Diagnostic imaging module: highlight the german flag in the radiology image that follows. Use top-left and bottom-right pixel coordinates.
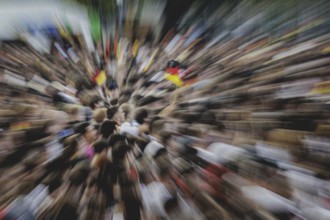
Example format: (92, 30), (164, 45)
(164, 65), (183, 87)
(92, 70), (107, 86)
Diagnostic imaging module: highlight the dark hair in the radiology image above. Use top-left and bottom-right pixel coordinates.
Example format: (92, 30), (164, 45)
(164, 197), (178, 214)
(69, 160), (90, 186)
(128, 75), (139, 85)
(154, 148), (167, 159)
(136, 96), (161, 106)
(93, 140), (108, 154)
(112, 142), (131, 163)
(159, 164), (171, 178)
(199, 111), (217, 125)
(132, 95), (143, 103)
(99, 120), (116, 139)
(89, 96), (101, 109)
(110, 99), (118, 106)
(120, 89), (133, 97)
(106, 106), (118, 119)
(46, 198), (78, 220)
(42, 171), (62, 193)
(182, 112), (202, 124)
(134, 108), (148, 124)
(118, 96), (130, 105)
(108, 134), (126, 148)
(74, 122), (90, 135)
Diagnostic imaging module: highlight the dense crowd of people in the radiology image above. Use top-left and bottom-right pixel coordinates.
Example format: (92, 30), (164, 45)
(2, 0), (330, 220)
(0, 77), (230, 219)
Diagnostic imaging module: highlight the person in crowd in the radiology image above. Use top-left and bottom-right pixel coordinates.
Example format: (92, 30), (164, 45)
(120, 107), (149, 137)
(46, 82), (78, 109)
(43, 111), (70, 162)
(89, 95), (103, 110)
(98, 120), (117, 141)
(107, 75), (119, 100)
(107, 106), (119, 120)
(118, 172), (142, 220)
(63, 105), (84, 127)
(73, 122), (97, 160)
(92, 107), (107, 126)
(143, 119), (167, 159)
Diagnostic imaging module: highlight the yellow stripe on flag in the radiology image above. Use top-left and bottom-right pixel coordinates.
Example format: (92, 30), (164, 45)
(164, 73), (183, 87)
(96, 70), (107, 86)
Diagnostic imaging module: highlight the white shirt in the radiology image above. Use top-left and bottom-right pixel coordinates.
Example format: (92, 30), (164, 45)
(142, 181), (169, 218)
(120, 121), (140, 137)
(144, 140), (165, 158)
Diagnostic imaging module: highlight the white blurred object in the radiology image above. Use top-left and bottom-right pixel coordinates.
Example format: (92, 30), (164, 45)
(22, 31), (51, 54)
(165, 34), (182, 54)
(303, 135), (330, 156)
(242, 185), (296, 213)
(31, 74), (50, 87)
(144, 140), (165, 159)
(149, 71), (165, 83)
(301, 206), (330, 220)
(23, 184), (49, 216)
(3, 70), (26, 87)
(194, 147), (220, 164)
(207, 142), (247, 163)
(273, 42), (316, 61)
(255, 142), (293, 162)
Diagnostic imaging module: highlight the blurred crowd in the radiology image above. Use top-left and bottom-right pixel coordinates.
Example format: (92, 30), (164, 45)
(2, 0), (330, 220)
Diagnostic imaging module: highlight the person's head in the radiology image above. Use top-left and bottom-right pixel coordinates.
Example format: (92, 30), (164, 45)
(134, 108), (148, 124)
(112, 142), (131, 163)
(108, 133), (126, 148)
(45, 111), (70, 134)
(69, 160), (91, 186)
(99, 120), (117, 139)
(118, 96), (130, 106)
(110, 98), (118, 106)
(128, 75), (139, 86)
(45, 84), (58, 96)
(120, 89), (133, 97)
(89, 96), (102, 110)
(93, 108), (107, 124)
(63, 105), (84, 121)
(42, 171), (63, 194)
(75, 122), (97, 144)
(119, 103), (132, 122)
(164, 197), (178, 216)
(107, 106), (118, 120)
(93, 140), (108, 154)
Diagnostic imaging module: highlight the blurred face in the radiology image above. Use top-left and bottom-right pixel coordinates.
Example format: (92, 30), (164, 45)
(84, 125), (97, 143)
(115, 108), (125, 123)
